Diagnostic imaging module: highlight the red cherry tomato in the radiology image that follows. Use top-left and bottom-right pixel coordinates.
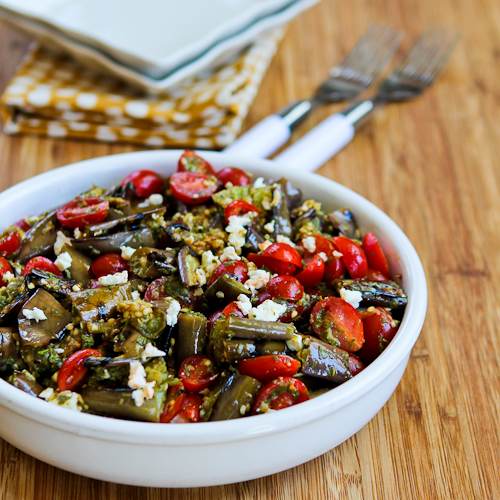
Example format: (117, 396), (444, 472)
(362, 233), (389, 277)
(56, 197), (109, 229)
(296, 254), (325, 288)
(177, 150), (215, 175)
(120, 169), (164, 198)
(0, 257), (13, 287)
(267, 275), (304, 302)
(217, 167), (251, 186)
(90, 253), (128, 278)
(248, 243), (302, 275)
(209, 260), (248, 285)
(252, 376), (309, 414)
(22, 256), (62, 277)
(348, 354), (365, 375)
(224, 200), (259, 221)
(0, 231), (21, 257)
(169, 172), (219, 205)
(366, 268), (388, 281)
(57, 348), (101, 391)
(179, 355), (218, 393)
(358, 307), (398, 362)
(332, 236), (368, 279)
(304, 235), (336, 256)
(324, 256), (345, 284)
(208, 302), (244, 329)
(160, 386), (202, 423)
(310, 296), (364, 352)
(239, 355), (300, 382)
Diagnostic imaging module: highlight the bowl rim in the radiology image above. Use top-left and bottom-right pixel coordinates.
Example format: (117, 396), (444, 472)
(0, 150), (427, 446)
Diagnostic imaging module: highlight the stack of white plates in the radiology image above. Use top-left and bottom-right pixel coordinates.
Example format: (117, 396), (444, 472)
(0, 0), (317, 93)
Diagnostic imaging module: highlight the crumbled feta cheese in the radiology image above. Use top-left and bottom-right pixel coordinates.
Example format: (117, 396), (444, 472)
(258, 240), (272, 251)
(138, 193), (164, 207)
(286, 333), (304, 352)
(318, 252), (328, 262)
(276, 235), (296, 247)
(333, 250), (343, 258)
(2, 271), (14, 282)
(220, 245), (241, 262)
(22, 307), (47, 322)
(74, 228), (82, 239)
(132, 382), (156, 407)
(98, 270), (128, 286)
(120, 245), (136, 260)
(201, 250), (220, 275)
(128, 360), (147, 389)
(244, 269), (271, 293)
(264, 220), (275, 233)
(166, 299), (181, 326)
(253, 177), (266, 188)
(54, 251), (72, 271)
(216, 291), (225, 299)
(141, 342), (166, 362)
(302, 236), (316, 253)
(271, 186), (282, 207)
(195, 268), (207, 286)
(39, 387), (55, 400)
(252, 299), (287, 322)
(131, 290), (141, 301)
(225, 214), (254, 250)
(40, 388), (84, 412)
(54, 230), (72, 255)
(339, 288), (363, 309)
(236, 294), (253, 316)
(239, 404), (248, 415)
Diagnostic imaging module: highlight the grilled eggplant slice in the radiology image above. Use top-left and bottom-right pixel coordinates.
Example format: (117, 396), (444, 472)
(18, 212), (57, 262)
(335, 279), (408, 309)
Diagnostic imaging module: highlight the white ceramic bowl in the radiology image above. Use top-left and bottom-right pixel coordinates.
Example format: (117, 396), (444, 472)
(0, 150), (427, 487)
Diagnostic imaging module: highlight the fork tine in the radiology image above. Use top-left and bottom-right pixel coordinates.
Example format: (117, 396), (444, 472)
(398, 29), (458, 86)
(332, 25), (401, 84)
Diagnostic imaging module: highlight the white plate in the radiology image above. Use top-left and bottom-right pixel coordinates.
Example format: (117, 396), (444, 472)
(0, 1), (314, 92)
(0, 150), (427, 487)
(0, 0), (315, 78)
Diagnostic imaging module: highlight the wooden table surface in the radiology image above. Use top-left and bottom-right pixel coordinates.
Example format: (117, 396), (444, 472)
(0, 1), (498, 499)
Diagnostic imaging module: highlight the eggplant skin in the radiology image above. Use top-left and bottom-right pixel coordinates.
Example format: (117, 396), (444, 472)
(335, 279), (408, 309)
(0, 327), (20, 372)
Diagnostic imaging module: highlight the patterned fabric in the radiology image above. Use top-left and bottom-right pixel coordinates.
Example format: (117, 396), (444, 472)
(0, 29), (282, 149)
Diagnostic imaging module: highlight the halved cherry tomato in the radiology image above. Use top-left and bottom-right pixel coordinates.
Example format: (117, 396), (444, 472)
(208, 302), (244, 329)
(0, 257), (13, 287)
(90, 253), (128, 278)
(358, 307), (398, 362)
(224, 200), (259, 221)
(310, 296), (364, 352)
(332, 236), (368, 279)
(239, 355), (300, 382)
(0, 231), (21, 257)
(252, 376), (309, 414)
(22, 256), (62, 277)
(323, 256), (345, 284)
(209, 260), (248, 285)
(296, 254), (325, 288)
(56, 197), (109, 229)
(248, 242), (302, 275)
(177, 150), (215, 175)
(120, 169), (164, 198)
(217, 167), (251, 186)
(160, 385), (202, 423)
(179, 355), (218, 392)
(303, 235), (336, 256)
(362, 233), (389, 277)
(366, 268), (388, 281)
(169, 171), (219, 205)
(348, 354), (365, 375)
(267, 275), (304, 302)
(57, 348), (101, 391)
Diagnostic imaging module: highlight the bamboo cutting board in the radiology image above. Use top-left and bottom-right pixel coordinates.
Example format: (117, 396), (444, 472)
(0, 0), (498, 498)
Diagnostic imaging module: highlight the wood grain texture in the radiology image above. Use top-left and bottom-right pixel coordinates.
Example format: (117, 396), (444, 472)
(0, 0), (498, 498)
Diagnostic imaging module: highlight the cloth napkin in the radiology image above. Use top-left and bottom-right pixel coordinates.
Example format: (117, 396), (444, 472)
(0, 29), (282, 149)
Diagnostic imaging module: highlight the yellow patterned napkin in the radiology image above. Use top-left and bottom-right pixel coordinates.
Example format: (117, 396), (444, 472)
(0, 29), (282, 149)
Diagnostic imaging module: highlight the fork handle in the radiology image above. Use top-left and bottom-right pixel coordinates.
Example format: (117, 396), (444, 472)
(274, 99), (377, 171)
(225, 100), (314, 158)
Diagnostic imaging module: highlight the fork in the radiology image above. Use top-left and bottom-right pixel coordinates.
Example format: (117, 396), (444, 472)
(226, 26), (401, 157)
(275, 29), (458, 170)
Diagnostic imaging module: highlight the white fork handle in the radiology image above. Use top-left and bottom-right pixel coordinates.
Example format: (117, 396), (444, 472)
(224, 115), (291, 158)
(274, 113), (355, 171)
